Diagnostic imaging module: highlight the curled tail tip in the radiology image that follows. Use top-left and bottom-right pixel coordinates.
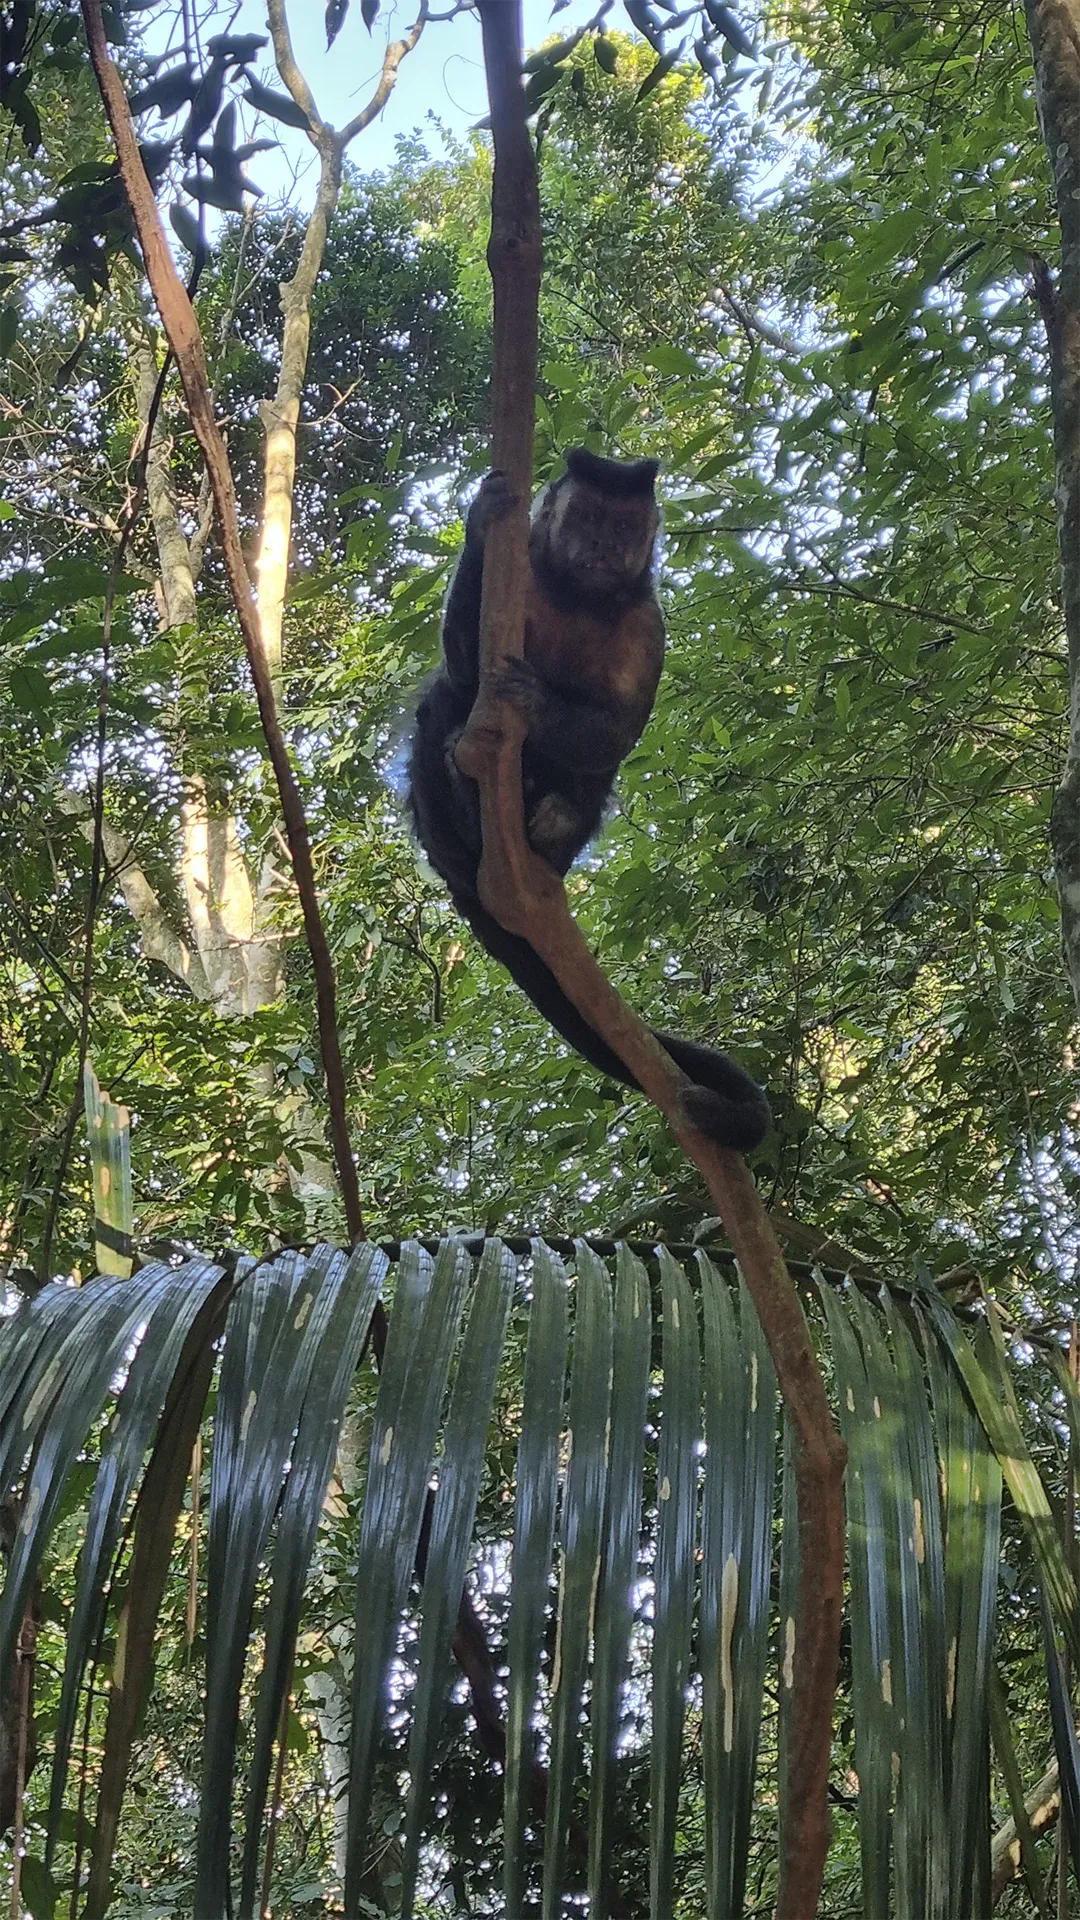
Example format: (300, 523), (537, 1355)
(678, 1083), (772, 1152)
(652, 1029), (771, 1152)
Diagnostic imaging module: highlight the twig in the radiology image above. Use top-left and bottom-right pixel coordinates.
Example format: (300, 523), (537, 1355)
(460, 7), (846, 1914)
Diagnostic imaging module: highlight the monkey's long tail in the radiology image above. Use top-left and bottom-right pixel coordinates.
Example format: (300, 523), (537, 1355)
(455, 893), (771, 1152)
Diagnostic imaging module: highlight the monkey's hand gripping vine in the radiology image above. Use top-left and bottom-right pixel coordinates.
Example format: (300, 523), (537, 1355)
(406, 449), (771, 1153)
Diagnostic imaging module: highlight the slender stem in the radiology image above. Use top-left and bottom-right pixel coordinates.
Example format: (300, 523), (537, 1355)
(80, 0), (364, 1243)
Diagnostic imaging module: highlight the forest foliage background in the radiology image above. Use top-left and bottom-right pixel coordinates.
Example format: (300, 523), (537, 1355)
(0, 0), (1076, 1910)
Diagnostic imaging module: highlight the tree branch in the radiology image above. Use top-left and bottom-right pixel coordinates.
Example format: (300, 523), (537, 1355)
(461, 9), (845, 1915)
(991, 1756), (1060, 1902)
(339, 1), (430, 145)
(80, 0), (363, 1243)
(254, 1), (426, 684)
(55, 791), (208, 997)
(1023, 0), (1080, 1012)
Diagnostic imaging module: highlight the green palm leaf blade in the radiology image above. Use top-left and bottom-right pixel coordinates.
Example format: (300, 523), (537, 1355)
(847, 1286), (932, 1920)
(1038, 1582), (1080, 1890)
(819, 1284), (892, 1920)
(197, 1247), (360, 1910)
(0, 1268), (173, 1673)
(698, 1254), (777, 1919)
(588, 1245), (651, 1919)
(83, 1058), (133, 1277)
(776, 1412), (799, 1880)
(0, 1276), (109, 1450)
(880, 1293), (950, 1918)
(699, 1248), (744, 1920)
(915, 1280), (1080, 1666)
(239, 1241), (385, 1919)
(344, 1238), (471, 1911)
(922, 1313), (1002, 1915)
(398, 1238), (516, 1920)
(651, 1250), (700, 1920)
(45, 1257), (227, 1868)
(987, 1664), (1050, 1915)
(83, 1283), (232, 1920)
(541, 1242), (613, 1920)
(504, 1239), (569, 1919)
(0, 1272), (141, 1493)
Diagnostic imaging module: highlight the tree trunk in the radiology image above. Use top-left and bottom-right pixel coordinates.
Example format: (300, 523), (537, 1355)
(1023, 0), (1080, 1009)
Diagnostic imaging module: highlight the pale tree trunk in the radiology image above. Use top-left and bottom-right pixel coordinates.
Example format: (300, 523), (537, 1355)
(62, 337), (343, 1230)
(1024, 0), (1080, 1011)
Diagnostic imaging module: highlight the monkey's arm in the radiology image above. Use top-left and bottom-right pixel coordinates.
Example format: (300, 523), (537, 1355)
(441, 472), (517, 692)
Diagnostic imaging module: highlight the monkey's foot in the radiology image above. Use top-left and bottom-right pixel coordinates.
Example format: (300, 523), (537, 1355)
(488, 654), (544, 723)
(526, 793), (581, 873)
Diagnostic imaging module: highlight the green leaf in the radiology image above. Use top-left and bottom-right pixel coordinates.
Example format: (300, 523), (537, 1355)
(344, 1240), (470, 1911)
(542, 1244), (612, 1917)
(703, 1), (755, 59)
(644, 343), (702, 378)
(45, 1260), (226, 1870)
(698, 1258), (777, 1915)
(523, 33), (581, 73)
(242, 79), (310, 131)
(588, 1247), (651, 1916)
(918, 1283), (1080, 1667)
(17, 1855), (57, 1918)
(169, 200), (204, 256)
(988, 1665), (1051, 1914)
(504, 1241), (569, 1918)
(820, 1285), (892, 1920)
(636, 41), (686, 103)
(83, 1282), (232, 1914)
(921, 1314), (1001, 1913)
(84, 1060), (132, 1277)
(198, 1250), (338, 1907)
(0, 1270), (178, 1672)
(10, 660), (50, 715)
(238, 1243), (385, 1916)
(651, 1250), (700, 1917)
(399, 1240), (515, 1920)
(0, 500), (14, 520)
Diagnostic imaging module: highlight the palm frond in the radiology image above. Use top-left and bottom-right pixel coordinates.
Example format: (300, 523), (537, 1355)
(0, 1237), (1072, 1917)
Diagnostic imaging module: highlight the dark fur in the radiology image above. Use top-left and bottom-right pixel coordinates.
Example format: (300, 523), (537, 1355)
(406, 452), (771, 1151)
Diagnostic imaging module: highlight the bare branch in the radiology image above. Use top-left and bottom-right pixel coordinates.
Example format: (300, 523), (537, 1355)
(715, 280), (798, 353)
(80, 0), (363, 1243)
(340, 1), (430, 146)
(265, 0), (328, 135)
(990, 1757), (1060, 1902)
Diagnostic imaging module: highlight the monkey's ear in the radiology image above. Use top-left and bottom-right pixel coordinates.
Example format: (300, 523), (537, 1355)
(565, 447), (660, 496)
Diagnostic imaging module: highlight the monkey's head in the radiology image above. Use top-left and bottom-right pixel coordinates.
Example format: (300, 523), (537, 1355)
(533, 447), (660, 596)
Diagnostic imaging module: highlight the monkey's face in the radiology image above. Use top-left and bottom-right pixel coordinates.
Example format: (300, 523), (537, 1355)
(542, 481), (658, 590)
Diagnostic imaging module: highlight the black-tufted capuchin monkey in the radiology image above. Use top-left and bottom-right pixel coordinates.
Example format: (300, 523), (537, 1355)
(406, 447), (771, 1151)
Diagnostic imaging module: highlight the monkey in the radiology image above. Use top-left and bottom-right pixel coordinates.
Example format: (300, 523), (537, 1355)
(406, 447), (771, 1152)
